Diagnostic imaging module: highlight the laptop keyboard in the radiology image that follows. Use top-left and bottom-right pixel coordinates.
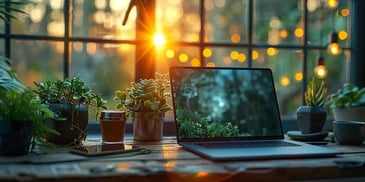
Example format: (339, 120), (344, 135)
(197, 140), (298, 149)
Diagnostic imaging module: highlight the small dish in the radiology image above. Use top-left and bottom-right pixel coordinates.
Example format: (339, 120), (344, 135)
(287, 130), (329, 142)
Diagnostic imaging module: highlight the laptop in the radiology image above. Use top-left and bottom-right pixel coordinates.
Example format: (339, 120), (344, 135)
(169, 66), (339, 161)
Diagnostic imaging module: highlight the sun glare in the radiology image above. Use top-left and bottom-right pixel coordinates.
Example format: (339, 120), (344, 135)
(153, 33), (166, 47)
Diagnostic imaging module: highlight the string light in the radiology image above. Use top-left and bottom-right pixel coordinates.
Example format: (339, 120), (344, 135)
(326, 0), (339, 9)
(314, 55), (328, 78)
(327, 31), (342, 55)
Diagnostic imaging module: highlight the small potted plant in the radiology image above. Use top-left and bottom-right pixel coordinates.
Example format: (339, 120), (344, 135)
(0, 89), (56, 156)
(328, 83), (365, 121)
(296, 77), (329, 134)
(33, 76), (107, 146)
(114, 73), (172, 141)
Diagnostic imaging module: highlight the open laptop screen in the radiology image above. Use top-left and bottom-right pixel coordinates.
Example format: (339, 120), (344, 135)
(170, 67), (284, 141)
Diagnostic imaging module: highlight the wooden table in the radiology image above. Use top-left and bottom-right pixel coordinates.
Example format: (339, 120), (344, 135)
(1, 136), (365, 182)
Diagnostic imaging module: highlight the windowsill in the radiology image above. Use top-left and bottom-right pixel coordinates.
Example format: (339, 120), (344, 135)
(88, 117), (335, 136)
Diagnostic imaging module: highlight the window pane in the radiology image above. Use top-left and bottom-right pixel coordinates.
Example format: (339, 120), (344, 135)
(203, 47), (248, 67)
(156, 0), (200, 42)
(252, 48), (302, 115)
(10, 40), (64, 86)
(205, 0), (249, 43)
(72, 0), (135, 40)
(70, 43), (135, 113)
(307, 0), (351, 48)
(307, 50), (348, 94)
(254, 0), (303, 45)
(11, 0), (65, 36)
(157, 46), (201, 73)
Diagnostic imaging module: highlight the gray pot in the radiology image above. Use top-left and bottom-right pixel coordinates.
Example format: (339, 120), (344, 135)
(297, 106), (327, 134)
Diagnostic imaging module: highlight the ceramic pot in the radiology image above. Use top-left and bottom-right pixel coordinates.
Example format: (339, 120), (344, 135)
(45, 104), (88, 145)
(297, 106), (327, 134)
(333, 120), (365, 145)
(0, 120), (33, 156)
(133, 112), (164, 141)
(100, 110), (127, 143)
(333, 107), (365, 122)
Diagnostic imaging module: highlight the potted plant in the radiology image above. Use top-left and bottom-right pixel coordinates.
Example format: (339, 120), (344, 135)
(33, 76), (107, 146)
(0, 89), (56, 156)
(296, 77), (329, 134)
(114, 73), (172, 141)
(328, 83), (365, 121)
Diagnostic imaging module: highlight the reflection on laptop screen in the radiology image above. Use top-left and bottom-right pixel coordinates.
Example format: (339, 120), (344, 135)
(170, 67), (283, 140)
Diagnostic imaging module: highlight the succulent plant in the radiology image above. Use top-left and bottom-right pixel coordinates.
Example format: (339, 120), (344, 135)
(304, 77), (328, 107)
(328, 83), (365, 108)
(114, 73), (172, 117)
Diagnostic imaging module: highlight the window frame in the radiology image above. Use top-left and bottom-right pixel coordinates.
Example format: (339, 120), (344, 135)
(1, 0), (363, 135)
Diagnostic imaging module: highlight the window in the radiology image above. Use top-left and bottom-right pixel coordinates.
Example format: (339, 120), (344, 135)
(0, 0), (354, 122)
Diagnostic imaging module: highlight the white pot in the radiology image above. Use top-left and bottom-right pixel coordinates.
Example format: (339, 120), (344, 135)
(333, 107), (365, 122)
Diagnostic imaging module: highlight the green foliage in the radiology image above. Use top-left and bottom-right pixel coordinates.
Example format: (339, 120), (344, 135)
(328, 83), (365, 108)
(114, 73), (172, 117)
(33, 76), (107, 118)
(0, 56), (27, 93)
(304, 77), (328, 107)
(0, 89), (58, 146)
(0, 1), (28, 23)
(176, 108), (239, 138)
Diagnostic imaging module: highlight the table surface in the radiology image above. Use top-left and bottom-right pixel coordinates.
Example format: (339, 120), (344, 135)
(1, 135), (365, 182)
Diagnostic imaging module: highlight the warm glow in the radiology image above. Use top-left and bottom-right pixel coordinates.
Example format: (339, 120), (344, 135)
(314, 65), (328, 78)
(164, 161), (176, 169)
(295, 72), (303, 81)
(95, 0), (107, 9)
(327, 0), (339, 9)
(230, 51), (239, 60)
(327, 43), (342, 55)
(55, 42), (63, 54)
(203, 48), (212, 58)
(231, 33), (241, 43)
(294, 28), (304, 38)
(196, 171), (209, 178)
(30, 4), (46, 23)
(179, 53), (188, 63)
(117, 163), (131, 171)
(280, 76), (290, 87)
(252, 50), (259, 60)
(338, 30), (348, 40)
(267, 47), (277, 56)
(206, 62), (216, 67)
(153, 33), (166, 47)
(223, 57), (232, 65)
(73, 42), (83, 52)
(165, 49), (175, 58)
(87, 43), (97, 55)
(280, 30), (288, 39)
(341, 8), (350, 17)
(237, 53), (246, 62)
(191, 58), (201, 67)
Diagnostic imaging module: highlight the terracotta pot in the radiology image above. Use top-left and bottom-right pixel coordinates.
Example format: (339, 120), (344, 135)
(296, 106), (327, 134)
(100, 110), (127, 143)
(133, 112), (164, 141)
(0, 120), (33, 156)
(45, 104), (88, 146)
(333, 107), (365, 122)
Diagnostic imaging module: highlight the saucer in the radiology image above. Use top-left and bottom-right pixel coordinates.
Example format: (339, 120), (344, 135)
(287, 130), (329, 142)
